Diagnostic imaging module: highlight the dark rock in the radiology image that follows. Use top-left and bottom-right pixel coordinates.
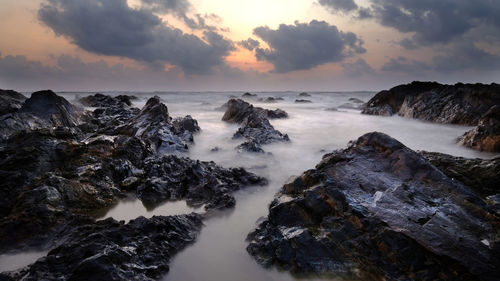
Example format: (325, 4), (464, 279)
(338, 102), (364, 110)
(247, 132), (498, 280)
(242, 92), (257, 97)
(348, 97), (364, 103)
(20, 90), (80, 127)
(258, 97), (283, 103)
(420, 151), (500, 198)
(222, 99), (288, 123)
(458, 105), (500, 152)
(4, 215), (203, 281)
(236, 141), (265, 153)
(362, 81), (500, 125)
(325, 107), (338, 111)
(233, 114), (289, 145)
(210, 146), (221, 152)
(116, 96), (198, 153)
(0, 90), (26, 115)
(136, 155), (267, 209)
(295, 99), (312, 103)
(299, 92), (311, 97)
(79, 93), (134, 108)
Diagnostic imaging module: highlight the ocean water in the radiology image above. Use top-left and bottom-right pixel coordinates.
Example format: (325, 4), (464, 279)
(1, 91), (497, 278)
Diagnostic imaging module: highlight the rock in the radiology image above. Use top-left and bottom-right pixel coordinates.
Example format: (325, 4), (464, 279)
(0, 91), (80, 140)
(236, 141), (265, 153)
(348, 97), (364, 103)
(247, 132), (499, 280)
(258, 97), (280, 103)
(79, 93), (135, 108)
(136, 155), (267, 209)
(299, 92), (311, 97)
(458, 105), (500, 152)
(242, 92), (257, 97)
(20, 90), (80, 127)
(4, 215), (203, 281)
(295, 99), (312, 103)
(362, 81), (500, 125)
(420, 151), (500, 198)
(221, 99), (289, 152)
(116, 96), (198, 153)
(221, 99), (288, 123)
(0, 90), (26, 115)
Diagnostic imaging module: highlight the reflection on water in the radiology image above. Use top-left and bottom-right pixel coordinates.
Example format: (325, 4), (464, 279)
(94, 195), (205, 222)
(0, 251), (47, 272)
(54, 91), (498, 281)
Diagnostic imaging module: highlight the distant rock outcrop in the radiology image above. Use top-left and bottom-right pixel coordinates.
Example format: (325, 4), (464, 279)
(362, 81), (500, 152)
(222, 99), (289, 153)
(247, 132), (499, 281)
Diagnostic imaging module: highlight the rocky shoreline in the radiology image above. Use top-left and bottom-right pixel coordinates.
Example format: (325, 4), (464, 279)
(362, 82), (500, 152)
(0, 90), (268, 280)
(0, 88), (498, 280)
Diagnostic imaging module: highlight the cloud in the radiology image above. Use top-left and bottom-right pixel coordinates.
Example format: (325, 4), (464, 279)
(141, 0), (190, 15)
(238, 38), (260, 51)
(318, 0), (358, 13)
(252, 20), (365, 73)
(342, 58), (375, 77)
(433, 43), (500, 72)
(369, 0), (500, 47)
(38, 0), (234, 74)
(381, 56), (430, 74)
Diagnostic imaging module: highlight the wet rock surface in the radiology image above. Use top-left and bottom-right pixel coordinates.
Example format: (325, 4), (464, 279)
(294, 99), (312, 103)
(362, 81), (500, 125)
(0, 90), (26, 115)
(247, 132), (499, 280)
(1, 214), (203, 281)
(222, 99), (289, 153)
(420, 151), (499, 198)
(0, 90), (269, 279)
(458, 105), (500, 152)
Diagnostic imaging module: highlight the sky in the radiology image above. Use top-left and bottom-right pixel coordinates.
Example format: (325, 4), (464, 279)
(0, 0), (499, 91)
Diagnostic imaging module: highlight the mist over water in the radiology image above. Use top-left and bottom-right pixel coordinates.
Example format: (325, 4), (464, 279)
(1, 91), (496, 277)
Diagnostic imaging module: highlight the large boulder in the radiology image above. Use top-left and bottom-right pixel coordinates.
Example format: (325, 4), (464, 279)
(2, 214), (203, 281)
(79, 93), (135, 108)
(222, 99), (288, 123)
(458, 105), (500, 152)
(0, 90), (26, 115)
(247, 132), (499, 280)
(362, 82), (500, 125)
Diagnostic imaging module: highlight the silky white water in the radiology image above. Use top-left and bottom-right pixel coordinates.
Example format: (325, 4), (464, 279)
(1, 91), (496, 277)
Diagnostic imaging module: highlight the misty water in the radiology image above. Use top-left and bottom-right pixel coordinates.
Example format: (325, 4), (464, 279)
(1, 91), (497, 278)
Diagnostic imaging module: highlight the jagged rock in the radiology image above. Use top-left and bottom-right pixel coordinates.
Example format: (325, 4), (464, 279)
(2, 215), (203, 281)
(420, 151), (500, 198)
(79, 93), (135, 108)
(0, 90), (26, 115)
(299, 92), (311, 97)
(362, 81), (500, 125)
(0, 90), (80, 140)
(236, 141), (265, 153)
(247, 132), (499, 281)
(222, 99), (288, 123)
(458, 105), (500, 152)
(295, 99), (312, 103)
(136, 155), (267, 209)
(116, 96), (199, 153)
(233, 114), (289, 145)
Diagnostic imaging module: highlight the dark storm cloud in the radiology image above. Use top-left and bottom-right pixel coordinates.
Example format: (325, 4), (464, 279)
(318, 0), (358, 13)
(381, 43), (500, 74)
(38, 0), (234, 74)
(253, 20), (365, 73)
(238, 38), (260, 51)
(369, 0), (500, 47)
